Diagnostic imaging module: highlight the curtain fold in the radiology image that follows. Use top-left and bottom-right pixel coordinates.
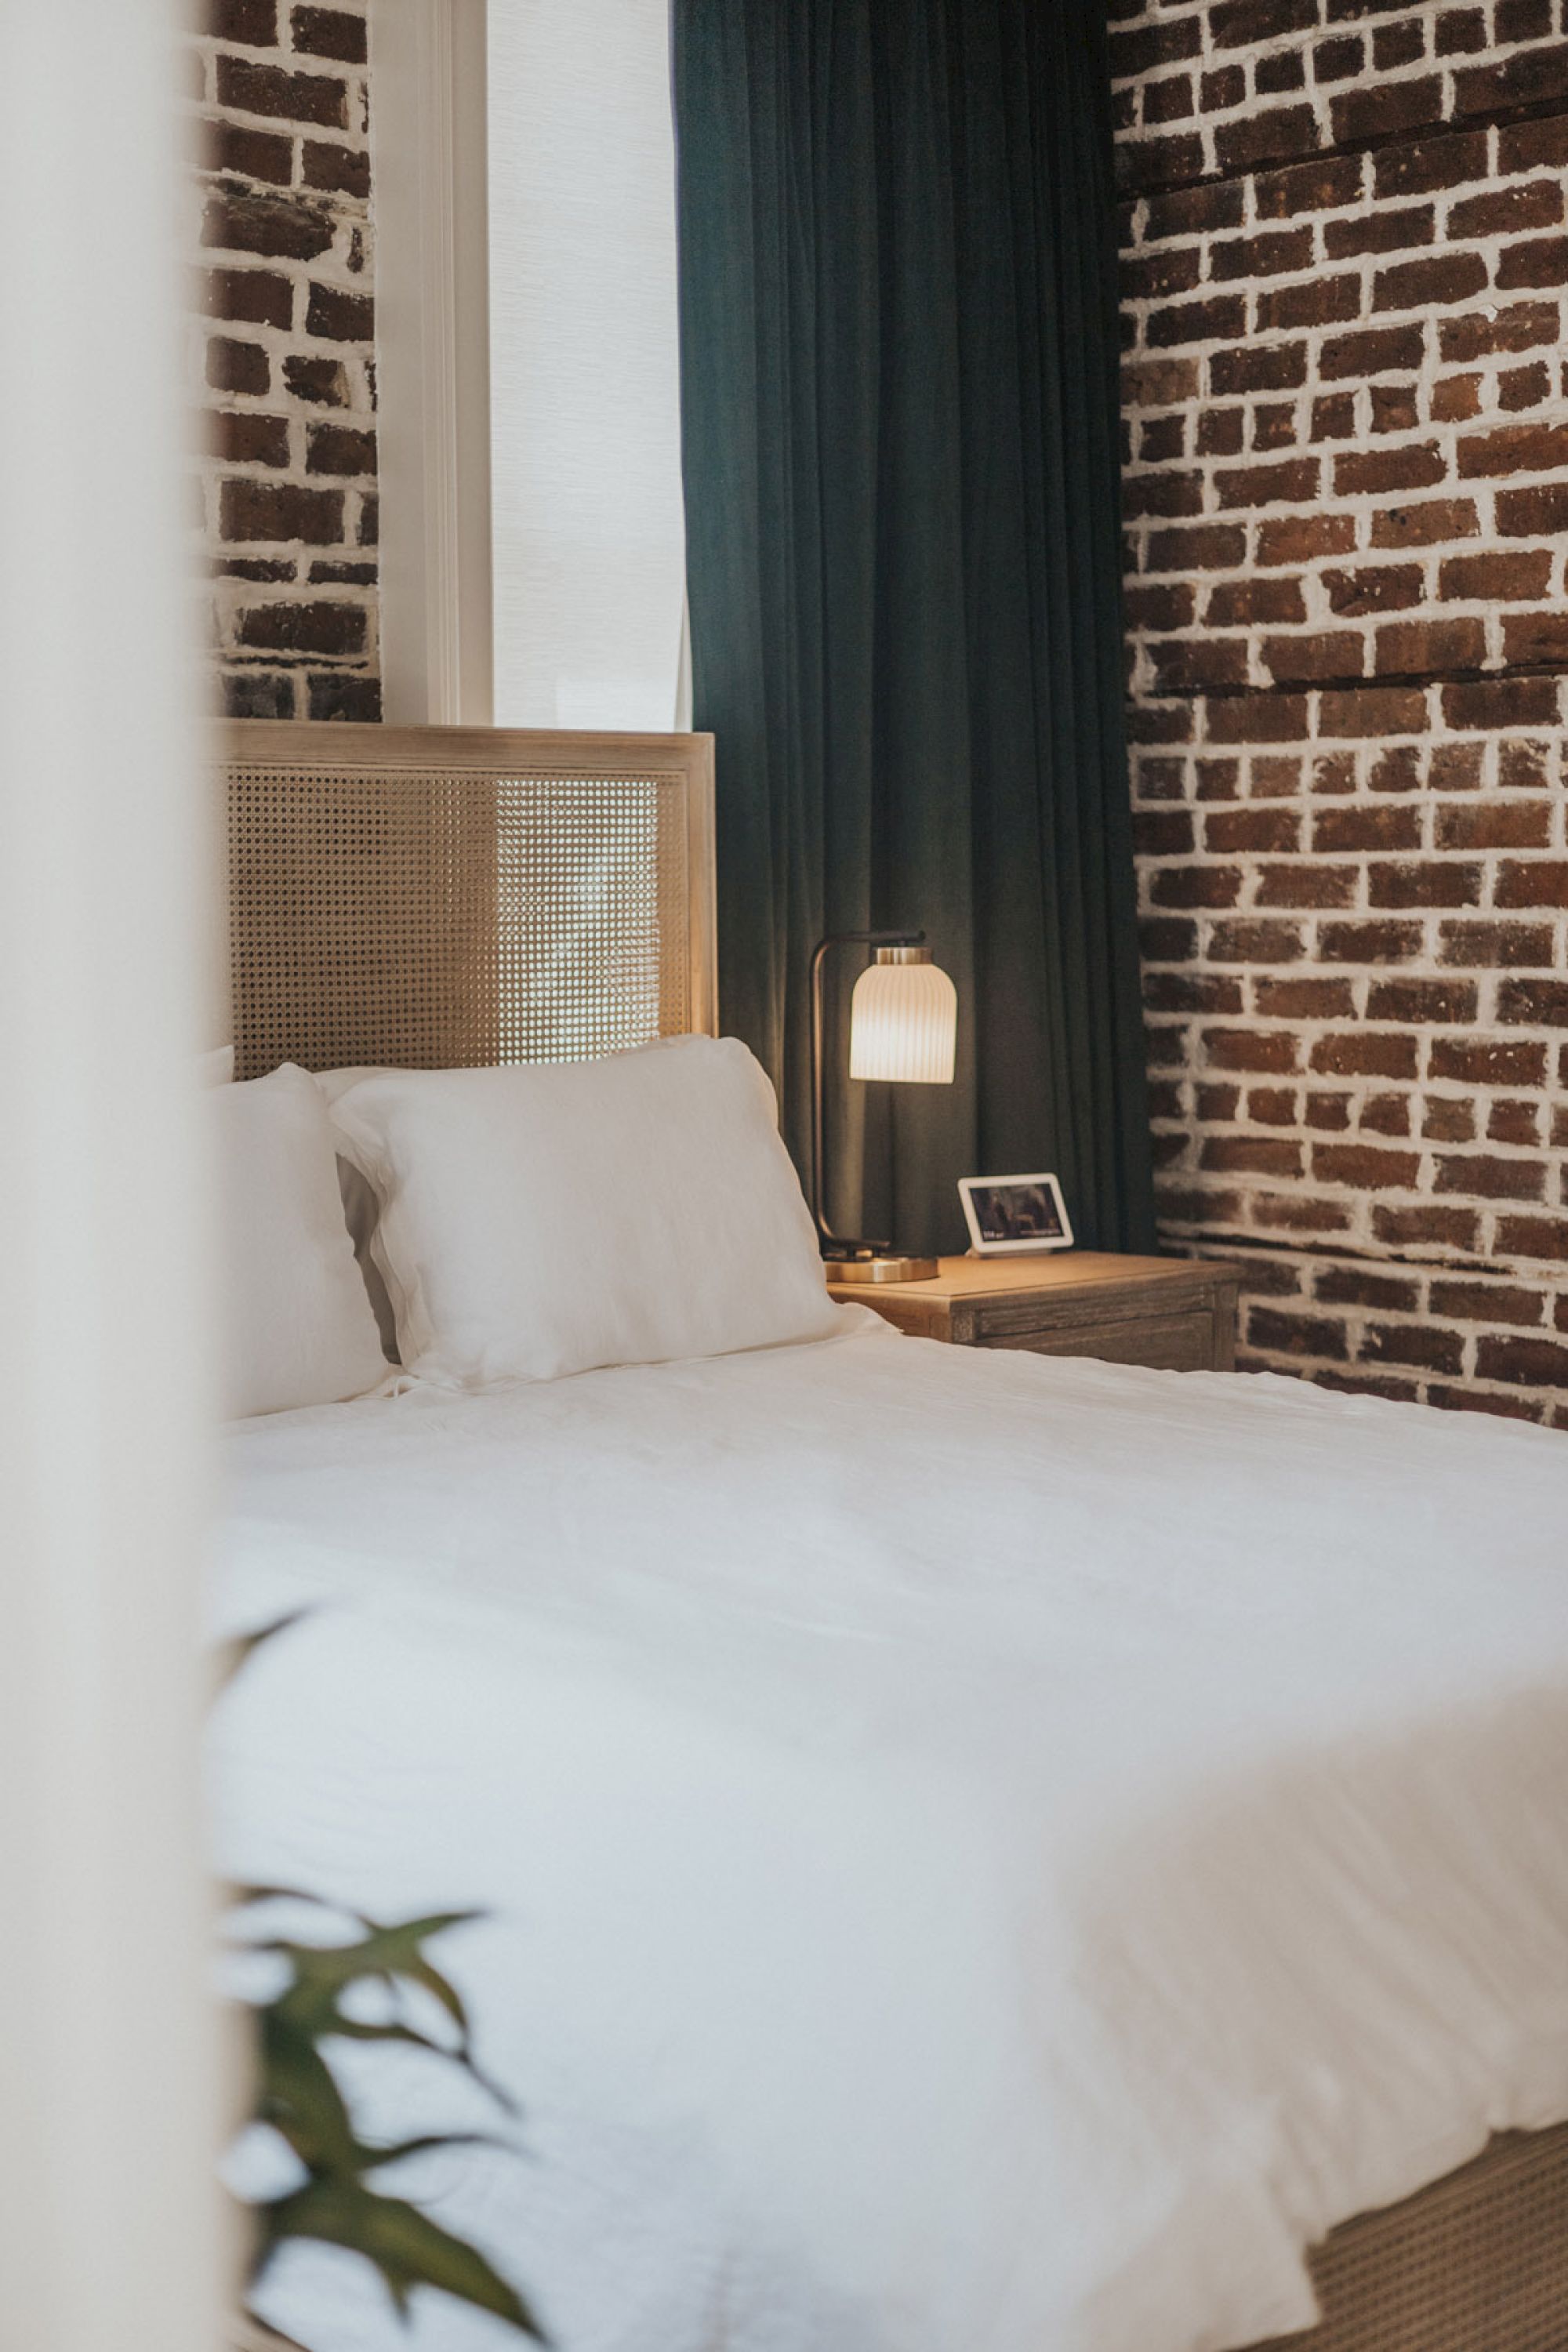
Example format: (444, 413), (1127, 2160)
(673, 0), (1153, 1258)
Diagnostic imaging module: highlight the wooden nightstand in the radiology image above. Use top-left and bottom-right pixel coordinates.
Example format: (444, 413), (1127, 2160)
(826, 1253), (1242, 1374)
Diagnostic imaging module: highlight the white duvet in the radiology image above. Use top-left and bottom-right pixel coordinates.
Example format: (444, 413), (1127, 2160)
(214, 1323), (1568, 2352)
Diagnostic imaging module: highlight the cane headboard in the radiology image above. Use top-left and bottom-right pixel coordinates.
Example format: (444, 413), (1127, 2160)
(222, 721), (717, 1080)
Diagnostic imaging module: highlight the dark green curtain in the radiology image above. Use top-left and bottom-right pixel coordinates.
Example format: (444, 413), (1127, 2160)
(673, 0), (1153, 1259)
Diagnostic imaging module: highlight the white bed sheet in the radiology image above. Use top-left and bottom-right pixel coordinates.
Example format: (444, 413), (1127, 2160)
(213, 1323), (1568, 2352)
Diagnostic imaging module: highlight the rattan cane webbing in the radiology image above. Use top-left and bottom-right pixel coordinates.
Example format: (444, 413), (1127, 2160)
(1247, 2123), (1568, 2352)
(224, 724), (716, 1080)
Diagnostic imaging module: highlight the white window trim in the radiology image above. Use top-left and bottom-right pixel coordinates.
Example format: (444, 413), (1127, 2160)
(371, 0), (495, 725)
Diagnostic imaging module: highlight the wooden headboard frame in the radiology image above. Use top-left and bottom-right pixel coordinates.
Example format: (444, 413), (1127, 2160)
(222, 720), (717, 1079)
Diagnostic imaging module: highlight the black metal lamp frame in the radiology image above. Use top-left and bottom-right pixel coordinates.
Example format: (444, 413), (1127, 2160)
(808, 927), (924, 1259)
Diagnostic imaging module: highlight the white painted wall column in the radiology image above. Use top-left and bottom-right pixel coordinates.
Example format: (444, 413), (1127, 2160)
(0, 5), (220, 2347)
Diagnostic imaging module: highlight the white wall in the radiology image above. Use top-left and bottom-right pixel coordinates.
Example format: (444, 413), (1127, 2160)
(0, 5), (220, 2346)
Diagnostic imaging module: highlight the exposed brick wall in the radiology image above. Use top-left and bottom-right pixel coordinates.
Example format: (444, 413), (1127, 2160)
(191, 0), (380, 721)
(1112, 0), (1568, 1425)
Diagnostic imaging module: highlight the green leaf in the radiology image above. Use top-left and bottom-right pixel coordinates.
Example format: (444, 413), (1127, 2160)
(257, 2175), (544, 2339)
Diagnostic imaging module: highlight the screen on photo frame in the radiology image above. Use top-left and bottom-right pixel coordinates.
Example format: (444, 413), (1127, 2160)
(969, 1183), (1065, 1245)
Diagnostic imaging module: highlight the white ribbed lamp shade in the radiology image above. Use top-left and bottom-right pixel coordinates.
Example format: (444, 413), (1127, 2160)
(848, 948), (958, 1084)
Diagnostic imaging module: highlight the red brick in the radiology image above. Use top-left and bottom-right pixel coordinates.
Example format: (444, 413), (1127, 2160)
(1109, 16), (1203, 75)
(205, 336), (270, 395)
(1456, 421), (1568, 477)
(1362, 1321), (1465, 1374)
(1319, 687), (1428, 737)
(1439, 919), (1555, 967)
(1203, 807), (1303, 854)
(1496, 860), (1568, 907)
(300, 140), (371, 200)
(1424, 1096), (1477, 1141)
(1314, 1142), (1421, 1188)
(1319, 325), (1428, 384)
(1196, 408), (1247, 456)
(1262, 632), (1363, 683)
(1376, 618), (1486, 673)
(1126, 583), (1196, 631)
(1319, 919), (1425, 961)
(1203, 695), (1312, 744)
(1147, 295), (1249, 349)
(291, 5), (368, 64)
(1497, 1216), (1568, 1260)
(1324, 205), (1435, 260)
(1487, 1099), (1542, 1146)
(1475, 1334), (1568, 1389)
(306, 282), (373, 341)
(1305, 1091), (1355, 1131)
(1125, 470), (1206, 520)
(1373, 252), (1489, 312)
(1145, 972), (1246, 1014)
(1214, 457), (1321, 509)
(215, 53), (348, 127)
(1436, 9), (1488, 56)
(1205, 578), (1306, 626)
(1207, 920), (1306, 963)
(236, 600), (368, 655)
(1497, 360), (1552, 412)
(1312, 805), (1421, 853)
(1502, 611), (1568, 663)
(1215, 105), (1323, 175)
(1255, 863), (1359, 907)
(1498, 978), (1568, 1024)
(1373, 130), (1489, 199)
(1145, 524), (1249, 572)
(201, 190), (333, 263)
(1210, 345), (1312, 401)
(1369, 859), (1481, 907)
(1252, 1192), (1358, 1236)
(209, 410), (289, 466)
(1311, 1032), (1420, 1080)
(1150, 865), (1244, 908)
(1367, 978), (1477, 1022)
(1332, 75), (1442, 144)
(1449, 180), (1565, 239)
(1443, 677), (1561, 729)
(1436, 801), (1553, 850)
(1370, 499), (1479, 548)
(205, 122), (293, 184)
(1431, 1036), (1548, 1086)
(1495, 481), (1568, 535)
(218, 477), (344, 545)
(198, 265), (293, 330)
(1322, 564), (1423, 615)
(1123, 356), (1202, 406)
(305, 423), (376, 476)
(1203, 1027), (1303, 1073)
(1439, 299), (1560, 361)
(1498, 115), (1568, 170)
(1334, 443), (1447, 496)
(1200, 1135), (1305, 1175)
(1434, 1153), (1546, 1200)
(207, 0), (276, 38)
(1374, 1203), (1479, 1250)
(1317, 1266), (1421, 1311)
(1248, 1308), (1351, 1359)
(1258, 978), (1358, 1018)
(1429, 373), (1482, 421)
(1437, 548), (1552, 599)
(1258, 514), (1359, 564)
(1209, 230), (1316, 282)
(1452, 45), (1568, 122)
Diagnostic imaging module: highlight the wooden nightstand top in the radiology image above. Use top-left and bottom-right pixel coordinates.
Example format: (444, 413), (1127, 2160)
(826, 1252), (1243, 1372)
(826, 1251), (1238, 1308)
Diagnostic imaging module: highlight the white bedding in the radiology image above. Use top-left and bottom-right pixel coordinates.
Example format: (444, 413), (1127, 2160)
(214, 1324), (1568, 2352)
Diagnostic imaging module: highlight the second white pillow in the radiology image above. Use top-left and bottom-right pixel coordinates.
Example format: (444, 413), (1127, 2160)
(328, 1037), (852, 1385)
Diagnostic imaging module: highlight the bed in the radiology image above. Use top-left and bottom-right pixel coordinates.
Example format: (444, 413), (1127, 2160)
(214, 722), (1568, 2352)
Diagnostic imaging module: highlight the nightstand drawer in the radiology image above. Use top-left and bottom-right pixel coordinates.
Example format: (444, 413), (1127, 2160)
(979, 1308), (1218, 1374)
(826, 1252), (1242, 1374)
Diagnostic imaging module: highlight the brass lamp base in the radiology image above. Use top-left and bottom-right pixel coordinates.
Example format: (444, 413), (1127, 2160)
(825, 1251), (938, 1284)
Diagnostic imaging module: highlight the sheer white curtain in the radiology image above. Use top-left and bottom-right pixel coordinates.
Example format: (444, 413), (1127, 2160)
(0, 6), (220, 2347)
(487, 0), (688, 730)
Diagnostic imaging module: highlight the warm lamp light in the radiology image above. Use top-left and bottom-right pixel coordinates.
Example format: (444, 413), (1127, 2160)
(809, 929), (958, 1284)
(849, 947), (958, 1085)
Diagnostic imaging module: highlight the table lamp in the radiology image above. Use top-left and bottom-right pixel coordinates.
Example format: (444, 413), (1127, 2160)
(809, 928), (958, 1283)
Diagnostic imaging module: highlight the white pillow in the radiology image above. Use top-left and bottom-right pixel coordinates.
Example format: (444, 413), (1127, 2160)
(327, 1036), (851, 1385)
(214, 1063), (389, 1418)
